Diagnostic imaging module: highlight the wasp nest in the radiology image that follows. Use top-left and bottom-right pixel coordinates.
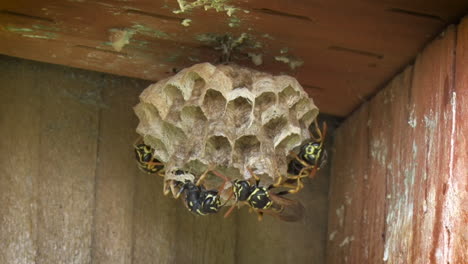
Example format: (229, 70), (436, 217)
(134, 63), (318, 189)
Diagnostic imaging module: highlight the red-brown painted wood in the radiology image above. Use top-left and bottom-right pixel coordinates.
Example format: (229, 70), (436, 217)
(448, 16), (468, 264)
(328, 18), (467, 263)
(0, 0), (467, 116)
(327, 104), (369, 263)
(408, 25), (456, 264)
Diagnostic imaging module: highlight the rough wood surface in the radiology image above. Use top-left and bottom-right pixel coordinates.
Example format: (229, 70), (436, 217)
(35, 57), (100, 264)
(236, 172), (329, 264)
(407, 25), (456, 264)
(326, 104), (369, 264)
(327, 19), (467, 263)
(0, 0), (467, 116)
(0, 56), (40, 264)
(449, 16), (468, 264)
(92, 77), (149, 264)
(0, 54), (330, 264)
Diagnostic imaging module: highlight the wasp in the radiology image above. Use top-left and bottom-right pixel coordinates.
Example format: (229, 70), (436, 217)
(166, 168), (229, 216)
(285, 119), (327, 193)
(133, 138), (165, 175)
(220, 168), (304, 222)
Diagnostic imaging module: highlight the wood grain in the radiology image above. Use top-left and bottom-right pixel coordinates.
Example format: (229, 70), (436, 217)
(0, 0), (467, 116)
(447, 16), (468, 264)
(0, 57), (40, 264)
(92, 76), (150, 264)
(34, 61), (100, 263)
(326, 104), (369, 264)
(327, 19), (467, 263)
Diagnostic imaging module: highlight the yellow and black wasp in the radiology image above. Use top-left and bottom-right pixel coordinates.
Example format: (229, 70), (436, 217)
(166, 167), (230, 216)
(219, 168), (304, 222)
(133, 138), (165, 175)
(285, 119), (327, 193)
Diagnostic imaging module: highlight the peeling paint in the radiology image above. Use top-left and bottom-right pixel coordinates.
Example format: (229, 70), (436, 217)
(280, 47), (289, 54)
(329, 230), (338, 241)
(424, 111), (437, 129)
(345, 194), (352, 205)
(248, 53), (263, 66)
(339, 236), (354, 247)
(130, 40), (150, 48)
(384, 148), (415, 263)
(275, 55), (304, 70)
(23, 34), (57, 39)
(370, 138), (388, 166)
(173, 0), (240, 17)
(262, 33), (274, 40)
(336, 205), (344, 227)
(109, 29), (134, 52)
(195, 32), (260, 52)
(32, 24), (60, 32)
(131, 24), (171, 39)
(6, 25), (58, 40)
(6, 27), (33, 32)
(408, 105), (417, 128)
(228, 16), (241, 27)
(181, 18), (192, 27)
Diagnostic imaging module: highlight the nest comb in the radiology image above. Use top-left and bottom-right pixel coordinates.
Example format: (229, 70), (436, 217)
(134, 63), (318, 189)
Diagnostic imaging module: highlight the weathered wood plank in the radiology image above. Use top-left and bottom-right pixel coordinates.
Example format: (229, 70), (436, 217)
(172, 205), (237, 264)
(328, 22), (461, 263)
(381, 67), (414, 264)
(326, 104), (369, 264)
(1, 0), (467, 116)
(0, 56), (40, 264)
(446, 16), (468, 264)
(407, 25), (456, 264)
(91, 77), (149, 264)
(34, 65), (100, 263)
(131, 166), (180, 264)
(132, 171), (237, 264)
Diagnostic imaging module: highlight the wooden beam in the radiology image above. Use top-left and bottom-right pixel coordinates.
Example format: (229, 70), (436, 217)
(1, 0), (466, 116)
(328, 18), (467, 263)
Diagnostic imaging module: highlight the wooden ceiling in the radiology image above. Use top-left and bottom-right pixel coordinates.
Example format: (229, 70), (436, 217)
(1, 0), (467, 116)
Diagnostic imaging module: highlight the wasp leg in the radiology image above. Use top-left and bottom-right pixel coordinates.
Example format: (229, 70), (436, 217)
(147, 160), (163, 167)
(163, 180), (171, 196)
(309, 119), (327, 142)
(257, 211), (263, 221)
(223, 200), (238, 218)
(268, 172), (298, 192)
(289, 151), (310, 169)
(286, 152), (310, 193)
(172, 181), (186, 199)
(146, 161), (164, 172)
(195, 168), (211, 186)
(157, 169), (165, 178)
(274, 178), (304, 194)
(246, 167), (261, 186)
(307, 166), (319, 179)
(210, 170), (230, 193)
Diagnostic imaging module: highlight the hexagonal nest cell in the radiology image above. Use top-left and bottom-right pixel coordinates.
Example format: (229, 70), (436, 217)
(134, 62), (318, 187)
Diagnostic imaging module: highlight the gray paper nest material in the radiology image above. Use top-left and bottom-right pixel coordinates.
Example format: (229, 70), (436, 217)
(134, 62), (318, 188)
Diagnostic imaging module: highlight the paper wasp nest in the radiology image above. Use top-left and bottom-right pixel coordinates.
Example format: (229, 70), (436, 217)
(134, 63), (318, 188)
